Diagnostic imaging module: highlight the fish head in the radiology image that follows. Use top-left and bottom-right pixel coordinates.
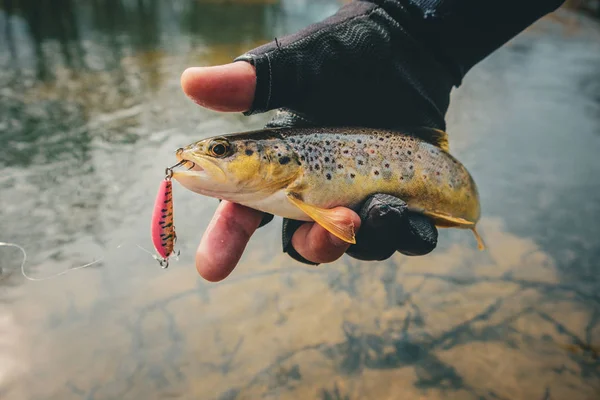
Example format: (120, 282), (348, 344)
(171, 134), (301, 201)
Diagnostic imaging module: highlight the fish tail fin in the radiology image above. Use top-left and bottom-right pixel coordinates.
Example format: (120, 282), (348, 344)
(471, 226), (486, 250)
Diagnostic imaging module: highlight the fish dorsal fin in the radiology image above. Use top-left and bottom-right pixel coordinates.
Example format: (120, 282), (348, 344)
(406, 127), (450, 152)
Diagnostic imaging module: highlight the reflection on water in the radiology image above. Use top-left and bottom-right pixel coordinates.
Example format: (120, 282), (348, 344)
(1, 1), (600, 399)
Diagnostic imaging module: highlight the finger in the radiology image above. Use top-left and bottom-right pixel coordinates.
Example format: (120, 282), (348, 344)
(195, 201), (263, 282)
(180, 62), (256, 112)
(290, 208), (361, 264)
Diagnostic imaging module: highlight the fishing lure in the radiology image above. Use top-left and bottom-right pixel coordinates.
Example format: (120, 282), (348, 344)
(151, 164), (181, 268)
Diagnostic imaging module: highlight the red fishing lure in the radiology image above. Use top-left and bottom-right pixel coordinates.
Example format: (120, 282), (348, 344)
(151, 167), (179, 268)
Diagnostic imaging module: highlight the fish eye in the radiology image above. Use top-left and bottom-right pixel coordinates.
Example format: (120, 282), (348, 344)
(208, 139), (230, 158)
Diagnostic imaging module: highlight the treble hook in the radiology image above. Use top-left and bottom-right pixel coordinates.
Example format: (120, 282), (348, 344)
(165, 160), (186, 179)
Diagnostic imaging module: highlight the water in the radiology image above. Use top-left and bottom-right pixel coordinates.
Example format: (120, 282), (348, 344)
(0, 1), (599, 399)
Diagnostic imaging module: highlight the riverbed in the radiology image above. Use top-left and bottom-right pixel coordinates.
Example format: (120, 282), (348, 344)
(1, 1), (599, 399)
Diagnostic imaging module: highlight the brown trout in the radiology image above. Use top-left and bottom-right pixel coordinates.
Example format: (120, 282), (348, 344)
(171, 127), (484, 249)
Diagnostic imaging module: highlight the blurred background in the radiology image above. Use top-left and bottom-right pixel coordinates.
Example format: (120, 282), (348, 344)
(0, 1), (599, 399)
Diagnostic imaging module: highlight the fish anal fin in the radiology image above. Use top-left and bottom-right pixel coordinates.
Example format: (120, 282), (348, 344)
(423, 211), (473, 228)
(406, 127), (450, 152)
(423, 210), (485, 250)
(286, 192), (356, 244)
(471, 226), (486, 251)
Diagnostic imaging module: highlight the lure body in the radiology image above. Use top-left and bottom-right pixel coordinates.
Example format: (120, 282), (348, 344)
(151, 178), (177, 266)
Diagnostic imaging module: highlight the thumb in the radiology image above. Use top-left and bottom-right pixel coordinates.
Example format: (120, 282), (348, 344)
(180, 62), (256, 112)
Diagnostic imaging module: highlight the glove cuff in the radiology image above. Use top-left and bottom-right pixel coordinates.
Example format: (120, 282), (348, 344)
(234, 53), (271, 116)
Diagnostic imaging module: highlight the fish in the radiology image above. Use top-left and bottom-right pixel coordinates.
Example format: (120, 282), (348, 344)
(171, 126), (485, 249)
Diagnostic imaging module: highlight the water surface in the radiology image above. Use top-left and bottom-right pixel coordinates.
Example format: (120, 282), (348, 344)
(1, 1), (600, 399)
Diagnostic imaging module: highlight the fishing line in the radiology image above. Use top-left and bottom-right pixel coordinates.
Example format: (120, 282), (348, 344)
(0, 241), (176, 282)
(1, 162), (188, 282)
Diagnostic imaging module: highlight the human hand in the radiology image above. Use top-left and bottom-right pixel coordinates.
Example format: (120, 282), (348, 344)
(181, 62), (363, 281)
(180, 0), (567, 281)
(181, 1), (461, 280)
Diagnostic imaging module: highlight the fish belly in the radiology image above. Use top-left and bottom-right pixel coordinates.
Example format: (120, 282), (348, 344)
(238, 189), (312, 221)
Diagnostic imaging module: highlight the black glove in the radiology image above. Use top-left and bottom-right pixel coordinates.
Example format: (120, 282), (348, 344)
(234, 0), (565, 264)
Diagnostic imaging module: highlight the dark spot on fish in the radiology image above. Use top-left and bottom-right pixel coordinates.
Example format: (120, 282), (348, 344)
(290, 138), (296, 143)
(379, 137), (384, 141)
(400, 176), (404, 180)
(374, 170), (380, 176)
(357, 139), (362, 144)
(407, 150), (412, 155)
(325, 140), (330, 145)
(274, 146), (279, 149)
(279, 156), (291, 165)
(300, 156), (305, 161)
(385, 163), (390, 168)
(386, 134), (392, 138)
(436, 171), (440, 176)
(326, 173), (332, 180)
(245, 149), (254, 156)
(324, 157), (329, 162)
(409, 165), (413, 170)
(315, 164), (320, 170)
(337, 164), (343, 169)
(358, 160), (364, 165)
(395, 151), (399, 155)
(309, 157), (313, 162)
(343, 150), (349, 154)
(401, 138), (406, 142)
(308, 146), (313, 152)
(350, 173), (356, 178)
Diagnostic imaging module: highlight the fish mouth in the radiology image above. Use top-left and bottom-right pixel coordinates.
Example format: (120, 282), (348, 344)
(173, 148), (206, 176)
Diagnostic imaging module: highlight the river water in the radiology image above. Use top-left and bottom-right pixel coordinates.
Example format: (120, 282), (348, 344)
(0, 1), (599, 399)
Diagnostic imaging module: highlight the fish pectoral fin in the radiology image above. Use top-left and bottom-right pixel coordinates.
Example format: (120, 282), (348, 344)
(286, 192), (356, 244)
(423, 211), (485, 251)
